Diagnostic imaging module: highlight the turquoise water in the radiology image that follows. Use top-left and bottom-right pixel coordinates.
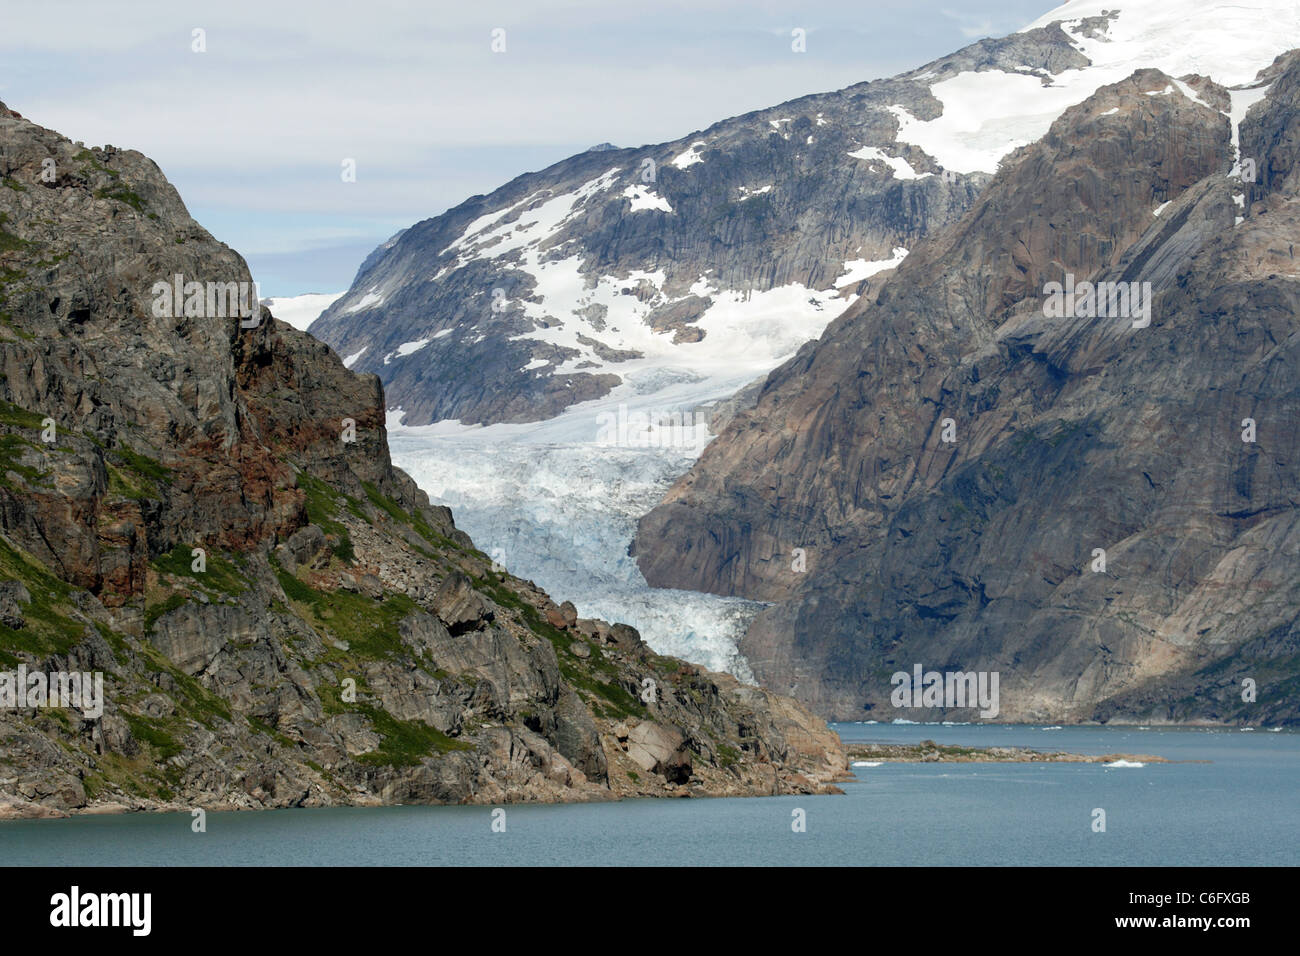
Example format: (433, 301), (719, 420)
(2, 723), (1295, 866)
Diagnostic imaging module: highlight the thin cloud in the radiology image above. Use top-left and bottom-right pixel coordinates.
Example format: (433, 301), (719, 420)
(0, 0), (1055, 293)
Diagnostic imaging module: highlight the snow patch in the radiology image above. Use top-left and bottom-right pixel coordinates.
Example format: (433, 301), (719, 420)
(345, 290), (384, 314)
(622, 185), (673, 213)
(394, 338), (432, 358)
(848, 145), (931, 180)
(670, 142), (706, 169)
(835, 247), (909, 287)
(441, 168), (622, 262)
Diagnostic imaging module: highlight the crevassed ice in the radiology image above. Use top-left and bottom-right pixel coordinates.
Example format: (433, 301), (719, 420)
(389, 427), (762, 680)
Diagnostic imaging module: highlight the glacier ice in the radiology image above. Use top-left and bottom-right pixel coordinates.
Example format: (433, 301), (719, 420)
(389, 426), (762, 681)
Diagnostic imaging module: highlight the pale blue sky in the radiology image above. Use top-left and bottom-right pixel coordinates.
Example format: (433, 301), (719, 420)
(1, 0), (1055, 295)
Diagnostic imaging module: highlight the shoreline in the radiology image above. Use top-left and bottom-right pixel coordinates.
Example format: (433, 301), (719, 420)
(837, 720), (1290, 730)
(0, 777), (852, 822)
(845, 740), (1184, 764)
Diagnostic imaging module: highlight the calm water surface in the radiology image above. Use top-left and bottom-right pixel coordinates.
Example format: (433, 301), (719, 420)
(2, 723), (1295, 866)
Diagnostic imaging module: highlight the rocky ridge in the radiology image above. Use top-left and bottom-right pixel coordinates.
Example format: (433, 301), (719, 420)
(0, 102), (846, 819)
(308, 20), (1142, 424)
(311, 1), (1300, 433)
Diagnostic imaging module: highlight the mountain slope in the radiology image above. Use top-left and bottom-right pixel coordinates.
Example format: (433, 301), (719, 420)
(0, 102), (845, 817)
(313, 0), (1300, 433)
(634, 54), (1300, 724)
(310, 27), (1113, 424)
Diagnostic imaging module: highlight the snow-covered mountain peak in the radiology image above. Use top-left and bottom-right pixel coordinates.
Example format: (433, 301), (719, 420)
(894, 0), (1300, 174)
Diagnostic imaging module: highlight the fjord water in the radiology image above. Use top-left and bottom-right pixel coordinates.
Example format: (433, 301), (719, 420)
(3, 724), (1295, 866)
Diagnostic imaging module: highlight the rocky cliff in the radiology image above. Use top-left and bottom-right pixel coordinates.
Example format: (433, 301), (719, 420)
(635, 58), (1300, 725)
(0, 102), (846, 819)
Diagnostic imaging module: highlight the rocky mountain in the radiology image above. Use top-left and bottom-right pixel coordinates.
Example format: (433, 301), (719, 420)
(313, 23), (1111, 424)
(295, 0), (1300, 726)
(0, 102), (846, 819)
(634, 52), (1300, 726)
(311, 0), (1300, 435)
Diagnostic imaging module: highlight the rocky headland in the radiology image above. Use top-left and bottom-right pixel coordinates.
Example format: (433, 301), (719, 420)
(0, 101), (848, 820)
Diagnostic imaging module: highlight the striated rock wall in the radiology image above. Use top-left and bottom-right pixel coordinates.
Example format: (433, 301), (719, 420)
(635, 62), (1300, 724)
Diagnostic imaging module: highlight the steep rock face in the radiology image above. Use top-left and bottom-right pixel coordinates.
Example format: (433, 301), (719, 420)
(635, 62), (1300, 724)
(0, 102), (846, 817)
(638, 70), (1232, 601)
(307, 24), (1131, 424)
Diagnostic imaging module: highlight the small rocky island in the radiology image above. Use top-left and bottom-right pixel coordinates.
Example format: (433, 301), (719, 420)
(847, 740), (1171, 764)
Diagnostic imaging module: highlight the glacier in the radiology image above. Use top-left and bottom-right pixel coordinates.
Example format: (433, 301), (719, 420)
(387, 381), (770, 681)
(263, 292), (344, 331)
